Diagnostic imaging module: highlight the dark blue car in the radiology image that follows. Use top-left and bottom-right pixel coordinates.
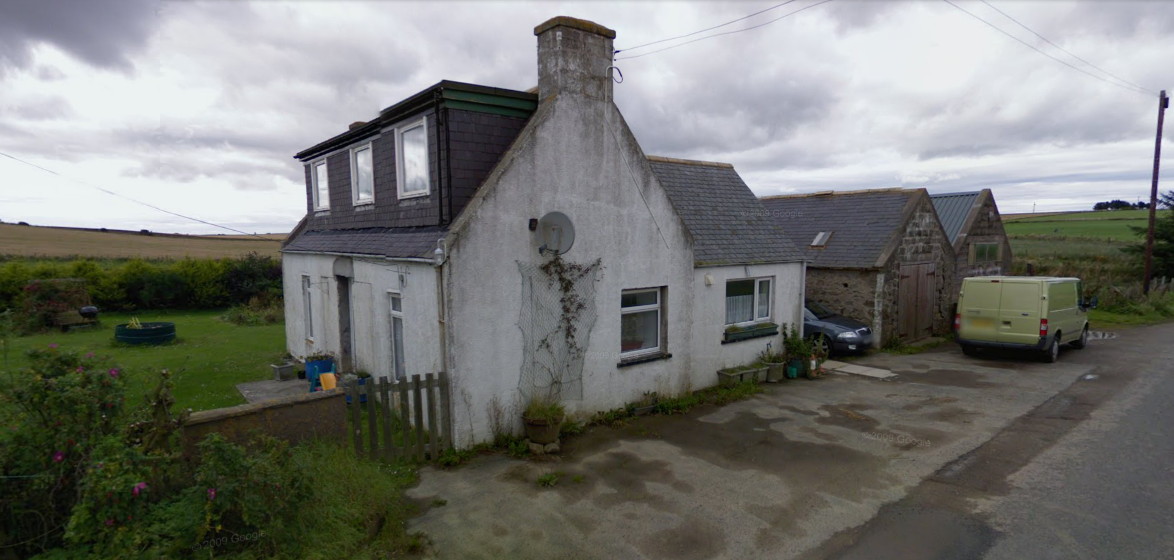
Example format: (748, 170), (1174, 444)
(804, 300), (874, 356)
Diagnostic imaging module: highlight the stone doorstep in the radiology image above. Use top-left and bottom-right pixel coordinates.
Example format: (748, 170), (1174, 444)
(823, 360), (897, 380)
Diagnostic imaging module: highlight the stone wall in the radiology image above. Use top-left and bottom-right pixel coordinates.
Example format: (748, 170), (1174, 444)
(182, 389), (347, 457)
(888, 196), (956, 339)
(805, 268), (881, 343)
(954, 194), (1013, 289)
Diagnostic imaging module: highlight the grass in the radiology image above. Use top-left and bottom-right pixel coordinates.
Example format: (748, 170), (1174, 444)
(1004, 210), (1169, 241)
(0, 309), (286, 412)
(0, 223), (282, 259)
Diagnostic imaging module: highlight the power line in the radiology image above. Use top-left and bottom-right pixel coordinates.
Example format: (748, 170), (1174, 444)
(616, 0), (835, 61)
(615, 1), (799, 54)
(979, 0), (1154, 95)
(0, 150), (256, 236)
(942, 0), (1153, 97)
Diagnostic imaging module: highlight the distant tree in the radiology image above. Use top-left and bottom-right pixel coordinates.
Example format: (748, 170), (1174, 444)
(1136, 201), (1150, 210)
(1125, 190), (1174, 278)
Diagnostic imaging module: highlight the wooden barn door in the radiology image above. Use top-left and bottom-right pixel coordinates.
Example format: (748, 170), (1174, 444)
(898, 262), (936, 341)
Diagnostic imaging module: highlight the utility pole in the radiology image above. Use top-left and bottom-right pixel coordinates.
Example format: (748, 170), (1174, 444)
(1144, 89), (1168, 295)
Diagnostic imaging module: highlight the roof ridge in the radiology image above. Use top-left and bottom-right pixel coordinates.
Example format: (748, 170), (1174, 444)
(647, 155), (733, 168)
(760, 188), (915, 201)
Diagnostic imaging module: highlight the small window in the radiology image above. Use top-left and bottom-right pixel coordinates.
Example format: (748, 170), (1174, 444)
(621, 288), (663, 357)
(811, 231), (832, 247)
(397, 119), (429, 198)
(352, 144), (374, 205)
(971, 242), (1000, 265)
(388, 292), (405, 380)
(312, 161), (330, 210)
(302, 275), (314, 340)
(726, 278), (772, 325)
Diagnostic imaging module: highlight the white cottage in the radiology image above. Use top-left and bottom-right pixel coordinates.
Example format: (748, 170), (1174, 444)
(282, 16), (806, 446)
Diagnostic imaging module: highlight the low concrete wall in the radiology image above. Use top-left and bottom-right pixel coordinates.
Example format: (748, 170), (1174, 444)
(182, 389), (346, 456)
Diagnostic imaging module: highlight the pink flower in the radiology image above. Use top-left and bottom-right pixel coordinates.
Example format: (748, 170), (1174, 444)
(108, 369), (119, 378)
(104, 518), (114, 527)
(76, 367), (85, 373)
(52, 451), (65, 463)
(132, 482), (148, 497)
(48, 343), (58, 349)
(207, 488), (217, 501)
(85, 352), (95, 358)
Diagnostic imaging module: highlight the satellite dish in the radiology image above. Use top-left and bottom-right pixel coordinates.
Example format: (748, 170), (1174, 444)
(537, 211), (575, 256)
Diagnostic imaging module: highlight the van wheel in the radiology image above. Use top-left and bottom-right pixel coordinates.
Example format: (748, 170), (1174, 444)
(1043, 337), (1060, 363)
(1070, 326), (1088, 349)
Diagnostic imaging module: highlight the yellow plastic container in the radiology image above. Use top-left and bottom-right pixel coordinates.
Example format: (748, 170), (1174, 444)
(319, 372), (337, 391)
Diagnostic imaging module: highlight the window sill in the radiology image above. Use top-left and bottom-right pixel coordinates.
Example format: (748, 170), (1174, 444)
(722, 322), (779, 344)
(397, 191), (429, 200)
(617, 352), (671, 368)
(353, 201), (374, 209)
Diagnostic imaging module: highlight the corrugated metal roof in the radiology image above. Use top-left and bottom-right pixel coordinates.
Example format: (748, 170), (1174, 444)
(648, 157), (805, 267)
(759, 190), (919, 269)
(929, 191), (982, 244)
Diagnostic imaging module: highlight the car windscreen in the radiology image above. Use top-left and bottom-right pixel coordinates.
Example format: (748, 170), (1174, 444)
(806, 301), (837, 320)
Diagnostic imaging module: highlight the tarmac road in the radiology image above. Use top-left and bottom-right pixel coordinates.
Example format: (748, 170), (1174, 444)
(801, 321), (1174, 560)
(403, 322), (1135, 559)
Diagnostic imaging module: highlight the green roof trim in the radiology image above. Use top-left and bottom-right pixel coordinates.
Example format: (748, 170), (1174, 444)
(441, 89), (538, 112)
(444, 99), (534, 118)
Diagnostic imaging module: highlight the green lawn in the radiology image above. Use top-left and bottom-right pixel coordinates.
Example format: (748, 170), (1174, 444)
(1, 310), (286, 412)
(1004, 209), (1169, 241)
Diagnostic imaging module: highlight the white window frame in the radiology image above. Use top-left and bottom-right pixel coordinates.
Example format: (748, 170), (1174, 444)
(301, 275), (314, 341)
(620, 287), (664, 359)
(311, 160), (330, 211)
(388, 291), (406, 381)
(725, 277), (772, 326)
(350, 143), (374, 206)
(396, 117), (430, 199)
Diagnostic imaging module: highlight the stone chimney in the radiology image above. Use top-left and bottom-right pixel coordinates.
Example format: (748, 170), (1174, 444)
(534, 16), (616, 102)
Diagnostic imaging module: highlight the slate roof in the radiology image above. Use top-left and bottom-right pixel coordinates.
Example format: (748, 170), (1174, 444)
(759, 190), (919, 269)
(930, 191), (983, 244)
(282, 227), (445, 260)
(648, 156), (804, 267)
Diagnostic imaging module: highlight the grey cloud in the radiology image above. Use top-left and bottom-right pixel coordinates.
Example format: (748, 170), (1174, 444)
(822, 0), (898, 32)
(0, 0), (157, 72)
(9, 96), (74, 120)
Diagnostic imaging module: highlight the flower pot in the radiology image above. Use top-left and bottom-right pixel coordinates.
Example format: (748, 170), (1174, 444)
(785, 358), (805, 379)
(763, 361), (787, 382)
(523, 415), (564, 445)
(271, 362), (296, 381)
(717, 365), (767, 386)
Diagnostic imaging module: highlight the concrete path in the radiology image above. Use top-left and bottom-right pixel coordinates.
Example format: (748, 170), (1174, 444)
(406, 345), (1093, 559)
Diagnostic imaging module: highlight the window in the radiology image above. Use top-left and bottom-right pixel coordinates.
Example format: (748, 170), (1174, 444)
(620, 288), (663, 357)
(312, 161), (330, 210)
(971, 242), (1000, 265)
(388, 293), (405, 380)
(397, 119), (429, 198)
(725, 278), (772, 325)
(351, 144), (374, 205)
(811, 231), (832, 247)
(302, 276), (314, 340)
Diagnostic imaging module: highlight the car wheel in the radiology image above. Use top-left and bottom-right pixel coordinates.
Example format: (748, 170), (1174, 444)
(809, 335), (831, 357)
(1043, 336), (1060, 363)
(1070, 325), (1088, 349)
(961, 343), (977, 357)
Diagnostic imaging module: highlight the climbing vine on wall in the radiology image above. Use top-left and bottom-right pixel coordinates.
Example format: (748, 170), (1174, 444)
(517, 255), (602, 403)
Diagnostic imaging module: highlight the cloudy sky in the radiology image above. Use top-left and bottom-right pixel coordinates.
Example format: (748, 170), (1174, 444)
(1, 0), (1172, 235)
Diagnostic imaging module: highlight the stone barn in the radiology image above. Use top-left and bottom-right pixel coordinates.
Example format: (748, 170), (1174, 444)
(760, 189), (956, 346)
(930, 189), (1013, 297)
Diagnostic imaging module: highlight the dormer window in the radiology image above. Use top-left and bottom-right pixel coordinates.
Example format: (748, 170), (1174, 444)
(397, 118), (429, 199)
(811, 231), (832, 247)
(312, 160), (330, 211)
(351, 144), (374, 205)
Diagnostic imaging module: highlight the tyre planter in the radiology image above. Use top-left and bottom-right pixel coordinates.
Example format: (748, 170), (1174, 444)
(115, 322), (176, 345)
(523, 416), (564, 445)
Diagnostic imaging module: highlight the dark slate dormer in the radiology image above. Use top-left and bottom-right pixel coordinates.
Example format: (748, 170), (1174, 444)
(284, 81), (537, 256)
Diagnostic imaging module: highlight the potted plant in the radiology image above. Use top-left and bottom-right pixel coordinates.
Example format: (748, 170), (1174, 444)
(782, 324), (811, 379)
(522, 397), (566, 445)
(808, 340), (828, 379)
(723, 321), (780, 343)
(303, 352), (335, 392)
(717, 362), (768, 385)
(758, 342), (787, 383)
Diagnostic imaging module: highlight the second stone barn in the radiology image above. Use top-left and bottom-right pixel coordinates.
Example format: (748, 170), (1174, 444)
(760, 188), (956, 346)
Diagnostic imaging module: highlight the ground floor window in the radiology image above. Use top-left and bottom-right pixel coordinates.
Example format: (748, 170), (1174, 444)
(621, 288), (663, 357)
(389, 292), (405, 380)
(725, 277), (772, 325)
(971, 242), (1001, 264)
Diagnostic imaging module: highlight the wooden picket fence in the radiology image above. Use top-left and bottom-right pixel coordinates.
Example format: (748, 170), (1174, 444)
(344, 372), (453, 462)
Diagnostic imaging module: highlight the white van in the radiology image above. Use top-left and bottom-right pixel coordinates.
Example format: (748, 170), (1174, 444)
(954, 276), (1093, 362)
